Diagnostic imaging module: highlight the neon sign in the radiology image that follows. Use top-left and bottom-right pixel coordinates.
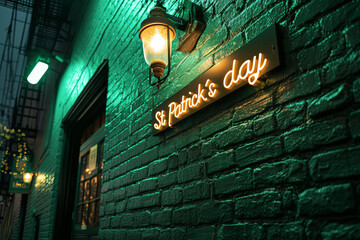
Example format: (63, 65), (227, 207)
(152, 24), (281, 134)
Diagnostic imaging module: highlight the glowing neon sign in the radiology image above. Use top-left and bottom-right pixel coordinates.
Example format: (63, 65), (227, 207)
(152, 24), (281, 134)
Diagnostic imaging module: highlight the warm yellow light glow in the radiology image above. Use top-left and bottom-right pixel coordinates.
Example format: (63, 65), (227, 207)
(151, 33), (166, 52)
(140, 25), (175, 66)
(223, 53), (268, 89)
(23, 173), (32, 183)
(154, 80), (219, 129)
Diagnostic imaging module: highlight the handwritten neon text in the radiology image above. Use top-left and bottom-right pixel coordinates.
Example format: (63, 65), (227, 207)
(223, 53), (267, 89)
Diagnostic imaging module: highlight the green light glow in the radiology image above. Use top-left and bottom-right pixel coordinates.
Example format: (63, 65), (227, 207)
(27, 61), (49, 84)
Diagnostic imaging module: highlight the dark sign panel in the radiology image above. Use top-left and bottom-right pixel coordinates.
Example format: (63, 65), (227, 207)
(9, 158), (32, 194)
(152, 23), (281, 134)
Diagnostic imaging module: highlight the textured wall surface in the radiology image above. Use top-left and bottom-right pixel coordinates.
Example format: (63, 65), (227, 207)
(22, 0), (360, 239)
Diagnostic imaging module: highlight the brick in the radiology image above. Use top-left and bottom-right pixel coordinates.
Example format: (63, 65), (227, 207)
(354, 78), (360, 103)
(294, 0), (344, 26)
(115, 200), (126, 213)
(141, 228), (160, 239)
(131, 166), (148, 182)
(167, 152), (179, 169)
(298, 35), (345, 71)
(133, 211), (151, 227)
(214, 31), (244, 64)
(140, 147), (159, 165)
(322, 2), (360, 32)
(200, 25), (228, 56)
(117, 172), (132, 187)
(349, 110), (360, 138)
(214, 168), (252, 195)
(346, 22), (360, 49)
(276, 71), (321, 104)
(188, 226), (215, 240)
(254, 111), (276, 135)
(183, 181), (210, 203)
(176, 130), (199, 150)
(130, 139), (146, 157)
(308, 84), (350, 117)
(151, 209), (172, 226)
(222, 4), (238, 23)
(158, 171), (178, 188)
(218, 223), (263, 240)
(244, 2), (286, 41)
(321, 223), (360, 240)
(215, 0), (233, 13)
(324, 53), (360, 84)
(207, 150), (234, 174)
(188, 144), (201, 163)
(276, 101), (306, 130)
(173, 205), (198, 225)
(309, 146), (360, 181)
(234, 92), (273, 122)
(267, 222), (305, 240)
(159, 228), (187, 240)
(200, 113), (232, 138)
(125, 183), (140, 197)
(178, 163), (203, 183)
(235, 136), (282, 167)
(126, 229), (142, 240)
(105, 203), (116, 215)
(199, 201), (233, 223)
(290, 24), (321, 51)
(229, 0), (264, 35)
(284, 118), (348, 152)
(298, 184), (355, 217)
(159, 140), (176, 157)
(161, 188), (182, 205)
(127, 192), (160, 210)
(254, 159), (307, 187)
(120, 214), (134, 227)
(178, 148), (188, 165)
(139, 178), (157, 193)
(149, 158), (168, 176)
(201, 140), (216, 158)
(215, 121), (252, 148)
(235, 191), (282, 218)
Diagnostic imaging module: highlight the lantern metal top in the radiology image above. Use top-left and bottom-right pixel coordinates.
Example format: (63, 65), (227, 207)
(139, 6), (176, 41)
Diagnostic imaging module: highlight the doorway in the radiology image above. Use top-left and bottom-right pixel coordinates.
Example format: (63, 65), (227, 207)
(53, 60), (108, 240)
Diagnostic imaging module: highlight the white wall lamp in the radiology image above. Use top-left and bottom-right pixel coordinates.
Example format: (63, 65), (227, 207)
(139, 1), (206, 89)
(27, 60), (49, 85)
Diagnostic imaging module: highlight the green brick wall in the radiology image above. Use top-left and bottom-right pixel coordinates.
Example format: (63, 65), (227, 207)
(23, 0), (360, 239)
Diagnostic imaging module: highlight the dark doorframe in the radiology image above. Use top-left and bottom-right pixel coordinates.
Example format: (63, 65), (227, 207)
(53, 60), (108, 240)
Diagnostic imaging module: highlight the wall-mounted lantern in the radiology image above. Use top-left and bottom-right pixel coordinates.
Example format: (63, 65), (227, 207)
(139, 1), (206, 89)
(27, 60), (49, 85)
(23, 172), (33, 183)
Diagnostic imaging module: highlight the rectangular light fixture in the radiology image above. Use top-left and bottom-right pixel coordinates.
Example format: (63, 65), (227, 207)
(27, 61), (49, 84)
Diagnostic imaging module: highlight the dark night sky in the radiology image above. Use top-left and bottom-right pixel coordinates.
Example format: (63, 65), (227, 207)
(0, 5), (31, 126)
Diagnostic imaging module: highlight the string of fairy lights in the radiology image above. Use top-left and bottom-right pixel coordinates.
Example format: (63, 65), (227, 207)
(0, 123), (28, 176)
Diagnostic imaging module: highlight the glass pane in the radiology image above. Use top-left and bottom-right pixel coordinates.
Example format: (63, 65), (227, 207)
(88, 202), (96, 227)
(78, 182), (84, 202)
(95, 200), (100, 226)
(90, 177), (97, 200)
(84, 180), (90, 202)
(83, 203), (89, 226)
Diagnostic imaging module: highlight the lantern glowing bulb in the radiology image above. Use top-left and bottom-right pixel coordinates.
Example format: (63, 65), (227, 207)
(27, 61), (49, 84)
(151, 33), (166, 52)
(23, 173), (32, 183)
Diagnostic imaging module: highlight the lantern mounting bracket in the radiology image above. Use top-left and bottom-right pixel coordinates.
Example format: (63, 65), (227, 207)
(165, 2), (206, 53)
